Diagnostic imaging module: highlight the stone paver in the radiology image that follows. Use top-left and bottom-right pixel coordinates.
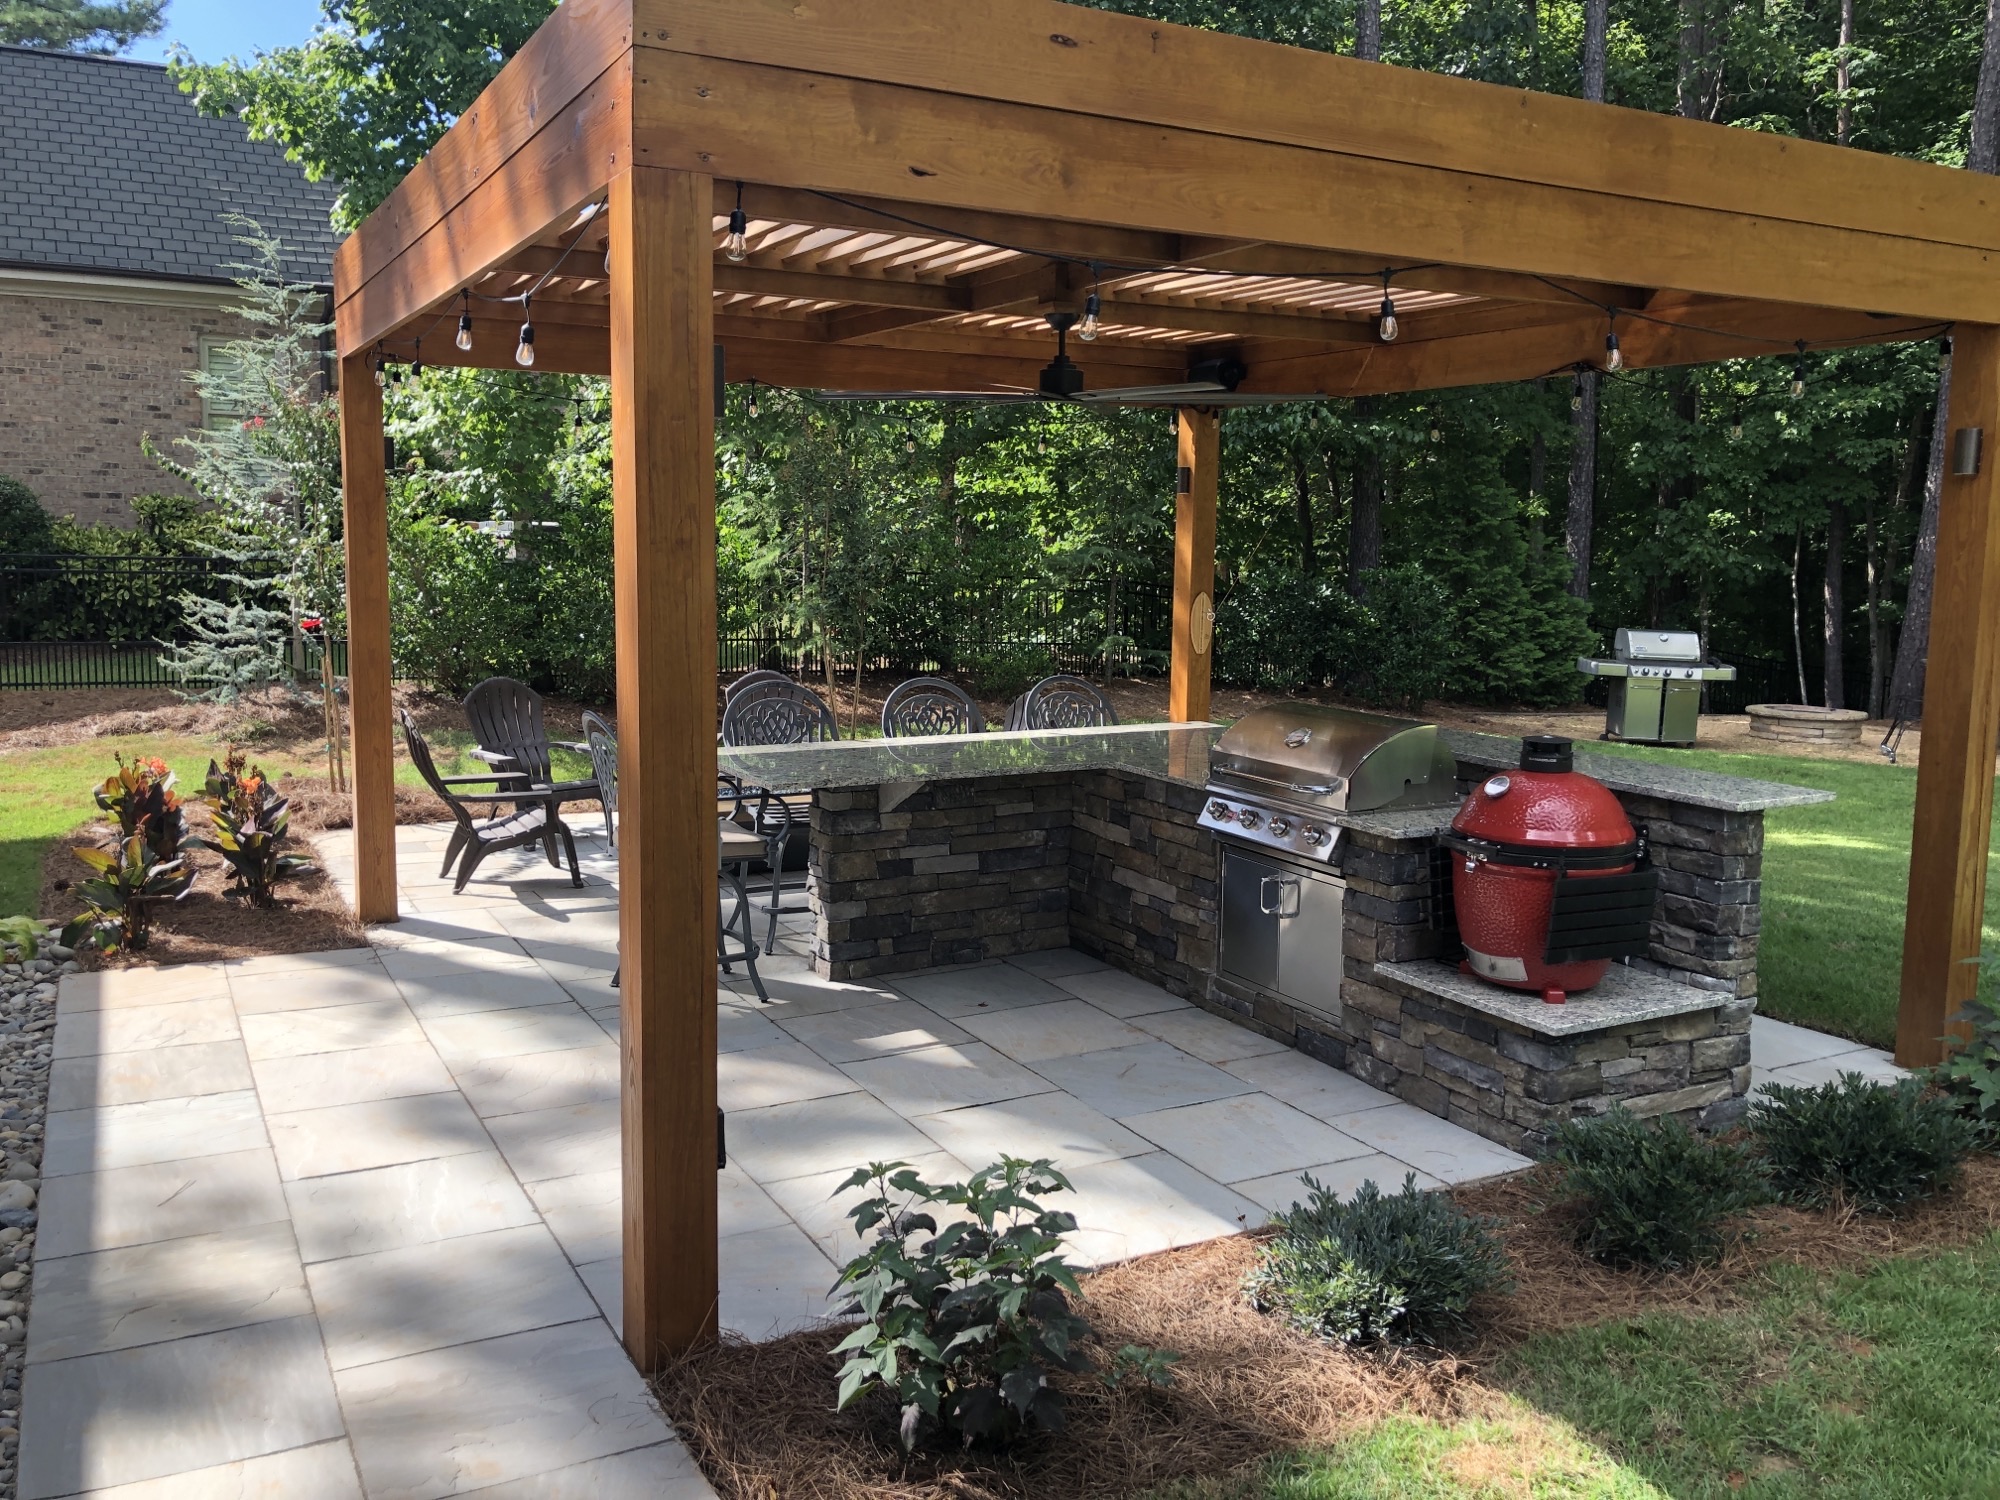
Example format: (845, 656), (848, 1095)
(29, 818), (1900, 1497)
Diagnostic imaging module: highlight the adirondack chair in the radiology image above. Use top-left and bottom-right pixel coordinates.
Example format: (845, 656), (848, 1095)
(461, 677), (601, 825)
(881, 676), (986, 738)
(401, 709), (581, 893)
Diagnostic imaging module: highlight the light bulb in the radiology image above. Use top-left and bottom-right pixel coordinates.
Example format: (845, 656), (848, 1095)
(1570, 375), (1583, 413)
(455, 312), (473, 352)
(1037, 438), (1046, 455)
(1604, 331), (1623, 372)
(515, 321), (536, 368)
(724, 207), (749, 263)
(1079, 291), (1101, 342)
(1429, 425), (1442, 444)
(1730, 417), (1744, 441)
(748, 394), (760, 419)
(1791, 341), (1807, 398)
(372, 354), (386, 387)
(410, 353), (423, 379)
(1377, 294), (1399, 343)
(1940, 336), (1954, 369)
(905, 437), (916, 454)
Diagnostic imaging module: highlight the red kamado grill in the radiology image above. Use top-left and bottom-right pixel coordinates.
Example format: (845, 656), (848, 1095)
(1441, 734), (1659, 1004)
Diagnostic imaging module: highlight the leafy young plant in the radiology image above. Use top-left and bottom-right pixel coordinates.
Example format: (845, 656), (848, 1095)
(60, 834), (195, 953)
(0, 917), (46, 962)
(829, 1157), (1175, 1451)
(1751, 1073), (1976, 1213)
(1548, 1106), (1768, 1269)
(1934, 955), (2000, 1142)
(93, 755), (187, 861)
(191, 754), (313, 908)
(1245, 1173), (1510, 1345)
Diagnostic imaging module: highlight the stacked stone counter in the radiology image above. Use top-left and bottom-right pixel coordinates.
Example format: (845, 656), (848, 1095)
(719, 720), (1829, 1158)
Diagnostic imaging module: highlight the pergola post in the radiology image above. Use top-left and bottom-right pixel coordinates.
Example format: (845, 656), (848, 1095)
(337, 350), (398, 923)
(1170, 407), (1219, 723)
(609, 164), (721, 1366)
(1898, 322), (2000, 1068)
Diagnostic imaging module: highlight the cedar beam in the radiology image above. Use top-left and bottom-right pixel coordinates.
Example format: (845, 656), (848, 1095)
(336, 352), (397, 924)
(1170, 408), (1219, 724)
(611, 164), (721, 1364)
(1898, 323), (2000, 1068)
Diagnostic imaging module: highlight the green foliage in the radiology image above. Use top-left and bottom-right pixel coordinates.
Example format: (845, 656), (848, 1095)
(1935, 974), (2000, 1142)
(1245, 1173), (1510, 1346)
(157, 596), (293, 704)
(0, 475), (53, 554)
(93, 754), (187, 862)
(61, 832), (193, 953)
(962, 645), (1055, 700)
(0, 0), (162, 53)
(1548, 1106), (1768, 1269)
(829, 1157), (1175, 1451)
(171, 0), (556, 231)
(1750, 1074), (1975, 1213)
(192, 753), (313, 909)
(0, 917), (47, 963)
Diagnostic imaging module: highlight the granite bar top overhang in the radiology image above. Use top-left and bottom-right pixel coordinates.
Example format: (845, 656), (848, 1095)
(715, 718), (1832, 818)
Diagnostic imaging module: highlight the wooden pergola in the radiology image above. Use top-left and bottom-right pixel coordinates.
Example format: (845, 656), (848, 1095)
(334, 0), (2000, 1366)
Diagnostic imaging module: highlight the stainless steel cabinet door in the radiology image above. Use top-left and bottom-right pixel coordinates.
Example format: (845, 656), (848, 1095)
(1221, 847), (1282, 991)
(1278, 867), (1346, 1017)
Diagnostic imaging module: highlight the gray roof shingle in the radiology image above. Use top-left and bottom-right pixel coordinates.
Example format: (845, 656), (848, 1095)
(0, 45), (342, 286)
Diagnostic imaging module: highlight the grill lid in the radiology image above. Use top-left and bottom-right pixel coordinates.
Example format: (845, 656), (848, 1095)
(1209, 704), (1459, 813)
(1613, 629), (1704, 663)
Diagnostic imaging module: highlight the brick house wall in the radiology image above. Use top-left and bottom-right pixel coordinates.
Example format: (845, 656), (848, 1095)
(0, 290), (255, 529)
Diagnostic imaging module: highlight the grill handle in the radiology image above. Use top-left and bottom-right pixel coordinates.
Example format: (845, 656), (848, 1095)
(1214, 768), (1346, 798)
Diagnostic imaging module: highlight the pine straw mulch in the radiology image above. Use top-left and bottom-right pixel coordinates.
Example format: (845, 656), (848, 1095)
(652, 1154), (2000, 1500)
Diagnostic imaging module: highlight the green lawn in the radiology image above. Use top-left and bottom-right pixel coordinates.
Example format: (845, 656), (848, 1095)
(1582, 743), (2000, 1052)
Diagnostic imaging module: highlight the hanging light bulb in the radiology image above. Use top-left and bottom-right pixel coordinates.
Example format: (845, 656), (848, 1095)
(747, 382), (760, 419)
(455, 291), (474, 352)
(1604, 327), (1624, 373)
(1570, 373), (1584, 413)
(1377, 274), (1399, 343)
(1079, 290), (1101, 342)
(1429, 422), (1442, 444)
(724, 182), (749, 262)
(905, 436), (917, 454)
(1730, 405), (1744, 442)
(1037, 437), (1047, 455)
(372, 348), (387, 387)
(409, 339), (423, 380)
(1791, 339), (1807, 399)
(1940, 334), (1954, 369)
(515, 298), (536, 368)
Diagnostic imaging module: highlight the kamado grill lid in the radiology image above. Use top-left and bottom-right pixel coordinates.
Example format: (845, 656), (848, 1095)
(1209, 704), (1459, 813)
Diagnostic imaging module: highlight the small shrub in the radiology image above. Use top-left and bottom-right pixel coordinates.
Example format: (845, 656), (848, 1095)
(1751, 1073), (1976, 1213)
(1934, 962), (2000, 1144)
(830, 1157), (1175, 1451)
(93, 755), (187, 862)
(0, 917), (47, 962)
(61, 833), (195, 952)
(962, 646), (1051, 700)
(1244, 1173), (1509, 1345)
(0, 474), (52, 555)
(1548, 1106), (1767, 1268)
(191, 752), (313, 908)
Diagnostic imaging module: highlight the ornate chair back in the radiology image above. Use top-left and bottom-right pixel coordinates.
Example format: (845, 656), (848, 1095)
(725, 668), (791, 703)
(881, 677), (986, 738)
(581, 709), (618, 842)
(720, 679), (839, 747)
(1012, 674), (1119, 731)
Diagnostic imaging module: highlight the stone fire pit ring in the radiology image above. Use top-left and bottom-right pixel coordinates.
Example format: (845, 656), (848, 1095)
(1745, 703), (1869, 743)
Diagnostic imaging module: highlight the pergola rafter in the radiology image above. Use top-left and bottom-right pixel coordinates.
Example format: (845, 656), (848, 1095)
(334, 0), (2000, 1371)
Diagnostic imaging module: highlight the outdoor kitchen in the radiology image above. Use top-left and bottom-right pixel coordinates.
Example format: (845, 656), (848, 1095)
(717, 701), (1831, 1156)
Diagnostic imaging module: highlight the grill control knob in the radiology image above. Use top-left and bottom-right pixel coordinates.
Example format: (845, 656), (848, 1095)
(1237, 809), (1263, 830)
(1268, 817), (1291, 837)
(1301, 825), (1326, 846)
(1206, 801), (1234, 822)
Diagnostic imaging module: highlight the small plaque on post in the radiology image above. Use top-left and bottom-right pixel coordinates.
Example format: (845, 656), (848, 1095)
(1952, 426), (1983, 477)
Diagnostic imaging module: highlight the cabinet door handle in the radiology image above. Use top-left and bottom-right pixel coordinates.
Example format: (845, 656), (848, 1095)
(1260, 876), (1302, 917)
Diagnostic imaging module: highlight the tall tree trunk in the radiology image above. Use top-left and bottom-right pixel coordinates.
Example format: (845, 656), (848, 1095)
(1527, 428), (1547, 562)
(1823, 500), (1846, 711)
(1678, 0), (1721, 122)
(1565, 375), (1597, 599)
(1566, 0), (1608, 602)
(1348, 399), (1383, 597)
(1887, 0), (2000, 721)
(1355, 0), (1380, 61)
(1292, 453), (1318, 576)
(1792, 528), (1809, 705)
(1865, 499), (1883, 716)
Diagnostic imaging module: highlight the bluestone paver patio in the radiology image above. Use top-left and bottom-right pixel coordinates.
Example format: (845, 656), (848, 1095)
(20, 817), (1903, 1497)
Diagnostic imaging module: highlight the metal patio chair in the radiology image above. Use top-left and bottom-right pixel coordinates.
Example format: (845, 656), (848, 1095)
(580, 709), (618, 846)
(1004, 674), (1120, 731)
(717, 678), (834, 952)
(881, 676), (986, 738)
(401, 709), (581, 893)
(461, 676), (602, 825)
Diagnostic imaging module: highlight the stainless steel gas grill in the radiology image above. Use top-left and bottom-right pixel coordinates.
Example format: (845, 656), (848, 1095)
(1200, 705), (1461, 1018)
(1576, 630), (1737, 746)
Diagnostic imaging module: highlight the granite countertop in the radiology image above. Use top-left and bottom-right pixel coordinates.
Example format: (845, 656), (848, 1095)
(1374, 958), (1732, 1037)
(1440, 728), (1834, 813)
(716, 718), (1832, 817)
(718, 723), (1222, 794)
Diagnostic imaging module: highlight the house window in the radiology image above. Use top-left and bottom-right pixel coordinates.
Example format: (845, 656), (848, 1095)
(198, 338), (248, 430)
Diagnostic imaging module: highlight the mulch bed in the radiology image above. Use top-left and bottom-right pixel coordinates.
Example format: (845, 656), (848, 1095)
(651, 1155), (2000, 1500)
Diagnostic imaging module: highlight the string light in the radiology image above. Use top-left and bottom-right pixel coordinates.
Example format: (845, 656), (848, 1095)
(724, 182), (750, 263)
(1940, 334), (1954, 369)
(747, 381), (760, 419)
(372, 347), (387, 387)
(1729, 404), (1744, 442)
(455, 291), (474, 352)
(1079, 264), (1102, 342)
(1376, 272), (1399, 343)
(410, 339), (423, 380)
(1570, 372), (1584, 413)
(515, 297), (536, 368)
(1791, 340), (1807, 399)
(1603, 314), (1623, 372)
(905, 436), (917, 454)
